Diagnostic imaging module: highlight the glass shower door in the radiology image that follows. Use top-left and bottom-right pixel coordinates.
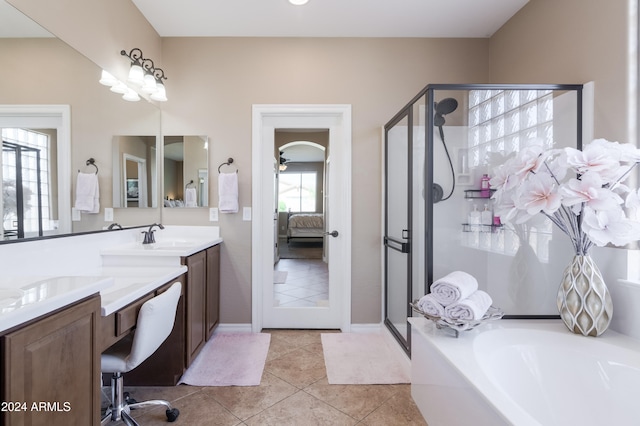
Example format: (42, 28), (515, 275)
(384, 111), (411, 353)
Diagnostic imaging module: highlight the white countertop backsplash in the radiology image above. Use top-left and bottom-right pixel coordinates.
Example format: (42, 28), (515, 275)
(0, 225), (221, 332)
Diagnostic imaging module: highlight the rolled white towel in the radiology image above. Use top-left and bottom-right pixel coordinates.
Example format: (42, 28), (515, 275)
(444, 290), (493, 321)
(417, 294), (445, 317)
(430, 271), (478, 306)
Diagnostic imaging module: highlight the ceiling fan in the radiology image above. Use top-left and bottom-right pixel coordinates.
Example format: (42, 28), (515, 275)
(279, 151), (289, 171)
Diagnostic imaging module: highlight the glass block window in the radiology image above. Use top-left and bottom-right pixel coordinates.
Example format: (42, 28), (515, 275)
(2, 128), (52, 234)
(468, 89), (554, 167)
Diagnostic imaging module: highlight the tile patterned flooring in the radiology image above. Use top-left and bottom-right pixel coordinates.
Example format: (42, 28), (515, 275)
(111, 329), (427, 425)
(273, 258), (329, 307)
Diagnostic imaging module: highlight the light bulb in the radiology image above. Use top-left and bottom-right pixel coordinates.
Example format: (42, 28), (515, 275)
(109, 81), (128, 94)
(122, 88), (140, 102)
(127, 64), (145, 85)
(141, 74), (157, 94)
(99, 70), (117, 86)
(150, 82), (168, 102)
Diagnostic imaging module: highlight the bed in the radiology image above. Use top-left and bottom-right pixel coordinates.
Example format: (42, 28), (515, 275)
(287, 212), (324, 243)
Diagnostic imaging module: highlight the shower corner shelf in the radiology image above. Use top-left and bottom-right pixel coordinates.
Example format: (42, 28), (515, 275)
(464, 189), (496, 199)
(462, 223), (503, 233)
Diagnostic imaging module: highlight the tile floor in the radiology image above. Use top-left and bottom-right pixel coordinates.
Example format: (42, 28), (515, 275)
(110, 329), (427, 425)
(273, 259), (329, 307)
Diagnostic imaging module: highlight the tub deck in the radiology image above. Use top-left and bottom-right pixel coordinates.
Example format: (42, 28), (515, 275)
(410, 317), (640, 426)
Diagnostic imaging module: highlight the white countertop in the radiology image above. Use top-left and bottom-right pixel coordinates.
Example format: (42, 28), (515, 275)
(100, 237), (223, 257)
(98, 265), (187, 316)
(0, 226), (222, 333)
(0, 275), (113, 333)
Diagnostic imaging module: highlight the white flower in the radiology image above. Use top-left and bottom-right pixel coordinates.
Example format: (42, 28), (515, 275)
(582, 206), (640, 247)
(514, 173), (562, 216)
(565, 145), (620, 180)
(559, 172), (623, 213)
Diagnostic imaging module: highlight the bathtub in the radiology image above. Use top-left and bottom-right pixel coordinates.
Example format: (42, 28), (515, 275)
(409, 317), (640, 426)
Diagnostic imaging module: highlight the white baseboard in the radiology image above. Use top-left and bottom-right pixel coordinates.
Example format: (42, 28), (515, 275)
(215, 323), (253, 334)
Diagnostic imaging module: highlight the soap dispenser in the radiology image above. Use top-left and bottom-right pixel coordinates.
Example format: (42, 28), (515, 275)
(468, 205), (481, 225)
(481, 204), (493, 226)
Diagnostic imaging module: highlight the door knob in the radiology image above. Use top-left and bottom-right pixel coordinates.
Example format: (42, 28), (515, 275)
(325, 230), (339, 238)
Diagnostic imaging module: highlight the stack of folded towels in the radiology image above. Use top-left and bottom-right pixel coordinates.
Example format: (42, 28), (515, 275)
(417, 271), (492, 321)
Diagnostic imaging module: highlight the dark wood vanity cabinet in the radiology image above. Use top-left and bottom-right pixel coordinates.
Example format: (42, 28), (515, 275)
(184, 250), (207, 365)
(205, 244), (220, 340)
(1, 295), (101, 426)
(184, 244), (220, 366)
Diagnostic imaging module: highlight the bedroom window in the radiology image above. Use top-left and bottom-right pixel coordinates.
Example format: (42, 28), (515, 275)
(278, 171), (316, 212)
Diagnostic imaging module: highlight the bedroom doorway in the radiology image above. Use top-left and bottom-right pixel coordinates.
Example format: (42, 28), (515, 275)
(251, 104), (352, 332)
(274, 138), (328, 309)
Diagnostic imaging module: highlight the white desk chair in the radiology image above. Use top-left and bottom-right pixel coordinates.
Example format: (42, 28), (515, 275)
(101, 282), (182, 425)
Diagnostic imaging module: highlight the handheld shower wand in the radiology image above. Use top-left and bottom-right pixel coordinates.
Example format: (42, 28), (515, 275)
(433, 97), (458, 203)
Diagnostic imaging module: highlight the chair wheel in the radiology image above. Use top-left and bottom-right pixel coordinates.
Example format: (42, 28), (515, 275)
(123, 392), (138, 406)
(166, 408), (179, 422)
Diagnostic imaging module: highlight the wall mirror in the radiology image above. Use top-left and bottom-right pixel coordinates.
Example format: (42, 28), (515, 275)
(112, 136), (158, 208)
(163, 135), (209, 208)
(0, 2), (161, 242)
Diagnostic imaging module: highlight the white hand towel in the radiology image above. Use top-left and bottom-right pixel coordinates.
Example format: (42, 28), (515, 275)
(417, 294), (445, 317)
(430, 271), (478, 306)
(218, 172), (238, 213)
(185, 187), (197, 207)
(444, 290), (493, 321)
(74, 172), (99, 213)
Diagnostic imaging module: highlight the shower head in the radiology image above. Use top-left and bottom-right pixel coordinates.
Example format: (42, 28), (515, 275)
(434, 98), (459, 126)
(435, 98), (458, 115)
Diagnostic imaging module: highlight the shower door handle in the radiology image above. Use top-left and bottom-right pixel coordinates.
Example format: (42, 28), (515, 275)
(325, 230), (339, 238)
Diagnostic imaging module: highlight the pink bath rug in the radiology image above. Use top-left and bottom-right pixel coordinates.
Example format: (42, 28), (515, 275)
(179, 332), (271, 386)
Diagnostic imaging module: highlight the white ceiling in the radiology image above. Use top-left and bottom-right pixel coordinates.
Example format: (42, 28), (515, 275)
(131, 0), (529, 38)
(2, 0), (529, 39)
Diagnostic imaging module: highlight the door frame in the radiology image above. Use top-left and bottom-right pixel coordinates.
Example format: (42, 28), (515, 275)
(0, 104), (71, 236)
(251, 104), (352, 332)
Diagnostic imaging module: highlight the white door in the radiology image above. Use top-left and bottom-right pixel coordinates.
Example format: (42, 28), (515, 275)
(252, 105), (352, 331)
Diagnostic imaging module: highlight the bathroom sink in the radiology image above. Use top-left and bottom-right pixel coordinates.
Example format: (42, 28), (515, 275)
(101, 237), (222, 258)
(0, 288), (25, 308)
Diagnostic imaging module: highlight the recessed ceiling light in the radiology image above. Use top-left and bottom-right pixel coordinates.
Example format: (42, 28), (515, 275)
(289, 0), (309, 5)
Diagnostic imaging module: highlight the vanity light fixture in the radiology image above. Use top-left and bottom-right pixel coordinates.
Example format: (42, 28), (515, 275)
(289, 0), (309, 4)
(120, 48), (168, 102)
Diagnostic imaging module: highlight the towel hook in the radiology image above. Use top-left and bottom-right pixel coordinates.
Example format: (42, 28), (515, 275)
(79, 158), (98, 174)
(218, 157), (237, 173)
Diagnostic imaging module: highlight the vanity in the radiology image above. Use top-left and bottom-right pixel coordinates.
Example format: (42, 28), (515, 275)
(0, 226), (222, 426)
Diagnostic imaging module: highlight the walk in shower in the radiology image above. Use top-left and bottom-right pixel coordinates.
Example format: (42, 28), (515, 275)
(383, 84), (585, 353)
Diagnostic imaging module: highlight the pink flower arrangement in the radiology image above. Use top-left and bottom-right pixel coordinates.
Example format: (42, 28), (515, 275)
(491, 139), (640, 254)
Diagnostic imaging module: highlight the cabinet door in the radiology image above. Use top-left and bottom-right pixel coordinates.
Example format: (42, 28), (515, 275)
(206, 245), (220, 340)
(2, 296), (101, 426)
(184, 250), (206, 366)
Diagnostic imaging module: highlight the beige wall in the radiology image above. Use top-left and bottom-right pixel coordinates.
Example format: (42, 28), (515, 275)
(489, 0), (632, 143)
(488, 0), (634, 301)
(160, 37), (491, 324)
(0, 37), (161, 231)
(7, 0), (635, 326)
(7, 0), (162, 85)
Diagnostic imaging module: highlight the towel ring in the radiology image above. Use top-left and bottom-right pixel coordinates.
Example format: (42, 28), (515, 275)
(79, 158), (98, 174)
(218, 157), (237, 173)
(185, 180), (195, 188)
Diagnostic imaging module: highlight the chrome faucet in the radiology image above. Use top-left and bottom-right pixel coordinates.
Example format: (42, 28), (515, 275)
(141, 223), (164, 244)
(107, 223), (123, 230)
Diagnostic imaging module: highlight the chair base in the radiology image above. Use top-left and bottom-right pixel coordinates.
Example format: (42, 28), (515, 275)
(101, 372), (179, 425)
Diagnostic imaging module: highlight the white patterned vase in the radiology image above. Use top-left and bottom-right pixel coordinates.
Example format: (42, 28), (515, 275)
(557, 255), (613, 337)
